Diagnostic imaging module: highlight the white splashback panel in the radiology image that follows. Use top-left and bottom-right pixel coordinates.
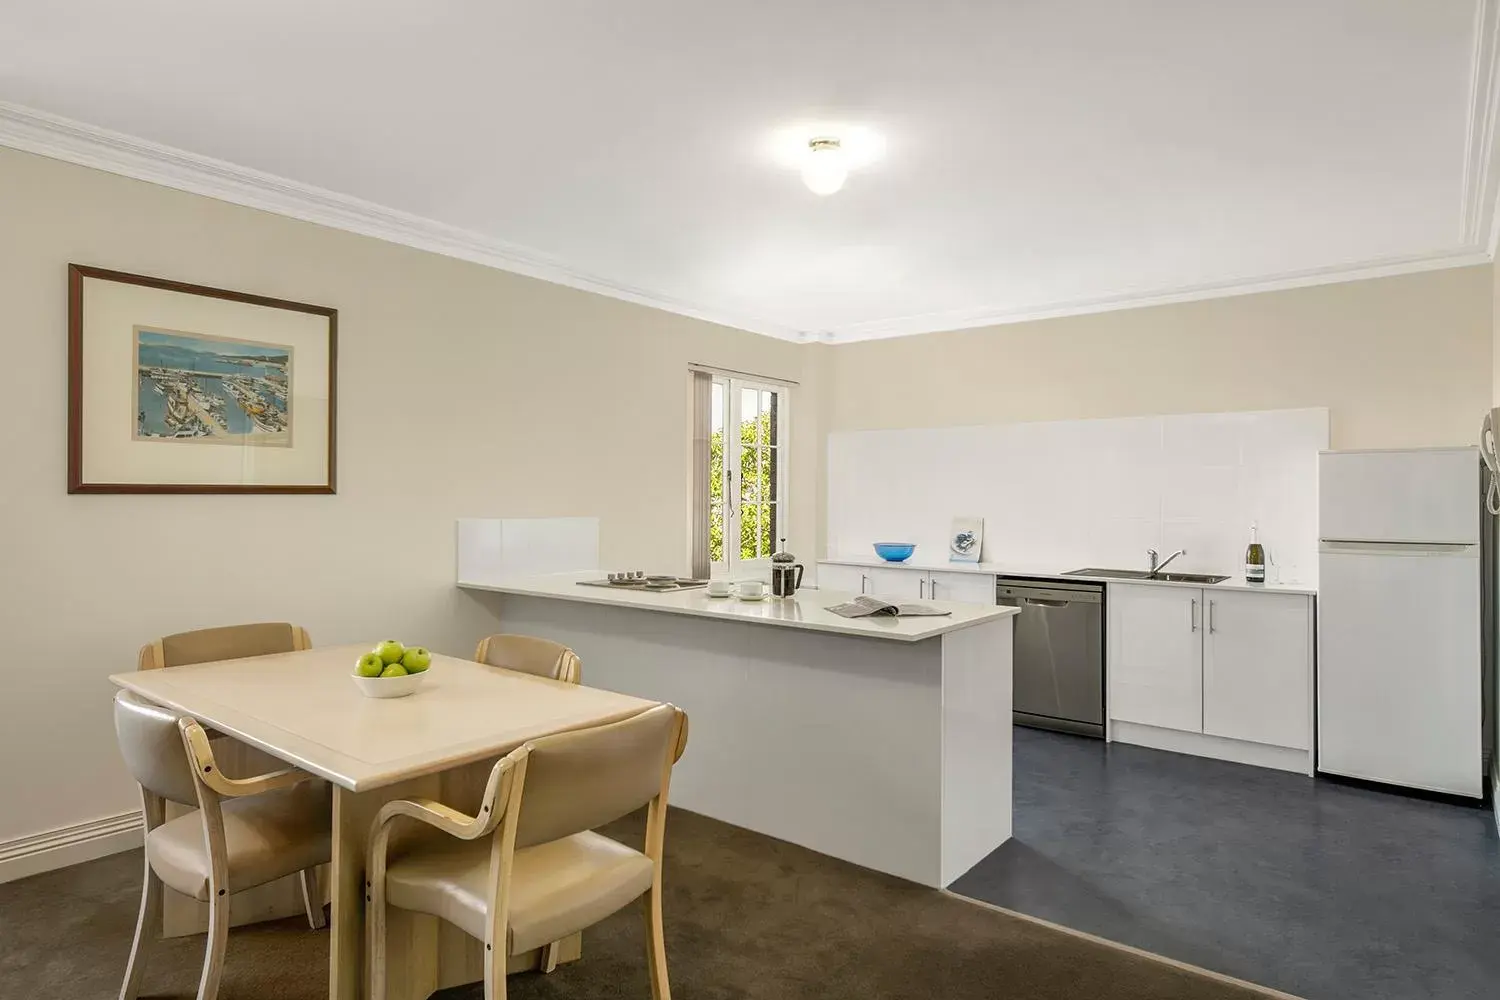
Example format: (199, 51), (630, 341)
(456, 517), (600, 582)
(827, 409), (1327, 583)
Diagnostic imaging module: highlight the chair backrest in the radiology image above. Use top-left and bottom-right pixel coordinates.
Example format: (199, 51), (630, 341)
(475, 634), (581, 684)
(513, 704), (684, 849)
(113, 691), (201, 806)
(140, 622), (310, 670)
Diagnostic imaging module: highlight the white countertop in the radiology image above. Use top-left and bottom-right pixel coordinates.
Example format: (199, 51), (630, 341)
(819, 555), (1317, 596)
(458, 572), (1019, 642)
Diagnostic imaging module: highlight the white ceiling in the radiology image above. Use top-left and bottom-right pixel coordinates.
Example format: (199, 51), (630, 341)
(2, 1), (1498, 342)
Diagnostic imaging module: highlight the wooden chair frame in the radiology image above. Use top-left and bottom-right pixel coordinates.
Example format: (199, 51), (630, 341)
(136, 622), (323, 931)
(473, 634), (582, 685)
(120, 718), (316, 1000)
(365, 709), (689, 1000)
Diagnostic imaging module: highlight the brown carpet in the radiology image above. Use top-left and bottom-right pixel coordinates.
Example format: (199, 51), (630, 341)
(0, 808), (1285, 999)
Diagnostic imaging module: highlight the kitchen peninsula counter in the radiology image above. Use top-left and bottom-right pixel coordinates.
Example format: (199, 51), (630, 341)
(458, 572), (1018, 887)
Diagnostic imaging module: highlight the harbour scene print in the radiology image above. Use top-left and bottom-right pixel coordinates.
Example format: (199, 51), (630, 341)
(133, 328), (292, 445)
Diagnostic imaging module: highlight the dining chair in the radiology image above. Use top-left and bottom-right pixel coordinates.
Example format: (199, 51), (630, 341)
(365, 703), (689, 1000)
(114, 691), (333, 1000)
(474, 633), (582, 684)
(137, 621), (324, 929)
(137, 622), (312, 671)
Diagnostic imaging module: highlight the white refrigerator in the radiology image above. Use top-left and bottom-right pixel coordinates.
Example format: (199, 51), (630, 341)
(1317, 447), (1485, 798)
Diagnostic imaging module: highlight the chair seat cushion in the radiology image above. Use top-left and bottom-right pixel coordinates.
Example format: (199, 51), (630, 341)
(385, 830), (654, 954)
(146, 780), (332, 901)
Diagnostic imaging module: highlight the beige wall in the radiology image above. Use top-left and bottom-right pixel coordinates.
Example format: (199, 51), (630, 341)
(0, 147), (821, 843)
(829, 266), (1493, 450)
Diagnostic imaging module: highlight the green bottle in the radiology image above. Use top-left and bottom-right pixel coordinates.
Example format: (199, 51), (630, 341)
(1245, 523), (1266, 584)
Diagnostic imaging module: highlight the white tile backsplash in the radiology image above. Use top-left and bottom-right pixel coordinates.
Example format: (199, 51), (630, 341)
(455, 517), (600, 582)
(827, 408), (1327, 580)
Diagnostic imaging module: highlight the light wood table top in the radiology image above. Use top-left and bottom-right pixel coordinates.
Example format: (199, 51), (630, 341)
(110, 644), (660, 792)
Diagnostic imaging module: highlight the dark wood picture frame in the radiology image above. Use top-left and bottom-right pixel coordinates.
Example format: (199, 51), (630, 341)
(67, 264), (338, 494)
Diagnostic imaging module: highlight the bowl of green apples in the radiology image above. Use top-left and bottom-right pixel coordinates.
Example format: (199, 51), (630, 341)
(352, 639), (432, 698)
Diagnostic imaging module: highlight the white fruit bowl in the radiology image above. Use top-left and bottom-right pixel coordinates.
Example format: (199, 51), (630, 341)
(351, 670), (429, 699)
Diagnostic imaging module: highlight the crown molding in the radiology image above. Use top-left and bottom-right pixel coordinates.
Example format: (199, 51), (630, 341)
(0, 100), (806, 342)
(1, 97), (1496, 348)
(827, 247), (1493, 343)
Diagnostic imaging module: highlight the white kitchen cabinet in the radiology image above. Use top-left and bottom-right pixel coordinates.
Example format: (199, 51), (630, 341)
(1108, 584), (1203, 732)
(1202, 591), (1313, 750)
(816, 563), (997, 604)
(865, 566), (927, 600)
(927, 570), (996, 605)
(815, 563), (869, 594)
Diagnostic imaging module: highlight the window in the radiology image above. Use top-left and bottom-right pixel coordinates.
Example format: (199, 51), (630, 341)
(704, 375), (786, 576)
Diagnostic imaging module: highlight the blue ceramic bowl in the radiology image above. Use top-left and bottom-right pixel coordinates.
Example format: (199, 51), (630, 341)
(873, 542), (916, 563)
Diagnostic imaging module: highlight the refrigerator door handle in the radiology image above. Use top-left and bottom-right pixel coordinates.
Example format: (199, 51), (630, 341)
(1321, 540), (1477, 556)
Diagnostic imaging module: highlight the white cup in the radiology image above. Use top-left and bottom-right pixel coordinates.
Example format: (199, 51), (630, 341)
(736, 580), (766, 599)
(706, 580), (733, 597)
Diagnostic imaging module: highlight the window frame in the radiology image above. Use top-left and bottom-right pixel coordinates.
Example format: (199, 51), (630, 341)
(708, 374), (789, 579)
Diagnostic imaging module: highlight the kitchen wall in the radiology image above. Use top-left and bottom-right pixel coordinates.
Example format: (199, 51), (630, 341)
(0, 146), (822, 852)
(827, 408), (1328, 581)
(828, 266), (1493, 450)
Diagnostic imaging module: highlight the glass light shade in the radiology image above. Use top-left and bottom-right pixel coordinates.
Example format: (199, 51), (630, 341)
(801, 143), (848, 195)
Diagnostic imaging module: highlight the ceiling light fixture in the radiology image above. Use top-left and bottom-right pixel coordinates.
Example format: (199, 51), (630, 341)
(801, 137), (849, 195)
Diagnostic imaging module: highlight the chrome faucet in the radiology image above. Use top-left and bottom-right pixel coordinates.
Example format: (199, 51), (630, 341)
(1147, 548), (1186, 576)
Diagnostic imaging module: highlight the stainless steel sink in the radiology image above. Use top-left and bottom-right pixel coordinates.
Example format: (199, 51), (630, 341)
(1062, 568), (1230, 585)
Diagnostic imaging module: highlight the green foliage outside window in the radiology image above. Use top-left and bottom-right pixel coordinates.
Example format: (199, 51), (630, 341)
(709, 411), (777, 563)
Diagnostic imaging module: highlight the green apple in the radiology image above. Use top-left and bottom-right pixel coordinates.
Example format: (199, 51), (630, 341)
(374, 639), (406, 665)
(355, 651), (385, 678)
(379, 663), (409, 678)
(401, 647), (432, 673)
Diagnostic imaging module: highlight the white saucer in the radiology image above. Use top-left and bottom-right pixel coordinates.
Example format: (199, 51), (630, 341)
(736, 593), (769, 602)
(706, 592), (732, 599)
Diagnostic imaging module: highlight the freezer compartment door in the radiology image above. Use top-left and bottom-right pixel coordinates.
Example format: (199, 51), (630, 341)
(1317, 546), (1482, 797)
(1319, 449), (1478, 544)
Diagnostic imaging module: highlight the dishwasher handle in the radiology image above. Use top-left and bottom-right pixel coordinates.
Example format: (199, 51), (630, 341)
(1023, 597), (1071, 608)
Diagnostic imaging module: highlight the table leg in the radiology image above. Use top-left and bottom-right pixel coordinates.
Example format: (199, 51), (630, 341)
(331, 780), (436, 1000)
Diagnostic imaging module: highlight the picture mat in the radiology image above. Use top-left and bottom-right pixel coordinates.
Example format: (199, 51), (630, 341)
(80, 276), (329, 486)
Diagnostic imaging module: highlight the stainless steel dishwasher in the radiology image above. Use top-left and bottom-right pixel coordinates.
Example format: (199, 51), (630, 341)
(996, 577), (1105, 738)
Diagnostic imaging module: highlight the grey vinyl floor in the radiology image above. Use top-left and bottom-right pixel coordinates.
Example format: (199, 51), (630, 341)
(949, 727), (1500, 1000)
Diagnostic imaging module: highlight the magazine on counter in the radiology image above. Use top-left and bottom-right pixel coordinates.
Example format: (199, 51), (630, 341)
(825, 595), (953, 619)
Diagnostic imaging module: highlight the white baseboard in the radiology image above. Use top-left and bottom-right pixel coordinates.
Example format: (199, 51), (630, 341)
(0, 810), (143, 886)
(1111, 721), (1313, 775)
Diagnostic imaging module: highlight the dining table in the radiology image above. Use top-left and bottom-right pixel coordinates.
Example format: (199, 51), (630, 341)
(110, 643), (662, 1000)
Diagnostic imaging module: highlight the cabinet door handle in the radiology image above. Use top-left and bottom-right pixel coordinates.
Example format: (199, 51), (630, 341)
(919, 578), (927, 599)
(860, 573), (868, 594)
(1208, 600), (1216, 634)
(929, 579), (938, 598)
(1190, 598), (1199, 632)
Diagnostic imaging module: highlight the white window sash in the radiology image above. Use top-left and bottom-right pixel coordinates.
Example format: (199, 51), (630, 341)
(701, 373), (789, 579)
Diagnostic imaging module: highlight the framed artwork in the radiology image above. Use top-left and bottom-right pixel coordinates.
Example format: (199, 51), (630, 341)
(949, 515), (984, 563)
(67, 264), (337, 493)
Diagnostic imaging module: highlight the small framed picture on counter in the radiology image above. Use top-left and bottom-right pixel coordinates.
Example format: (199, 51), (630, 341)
(949, 516), (983, 563)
